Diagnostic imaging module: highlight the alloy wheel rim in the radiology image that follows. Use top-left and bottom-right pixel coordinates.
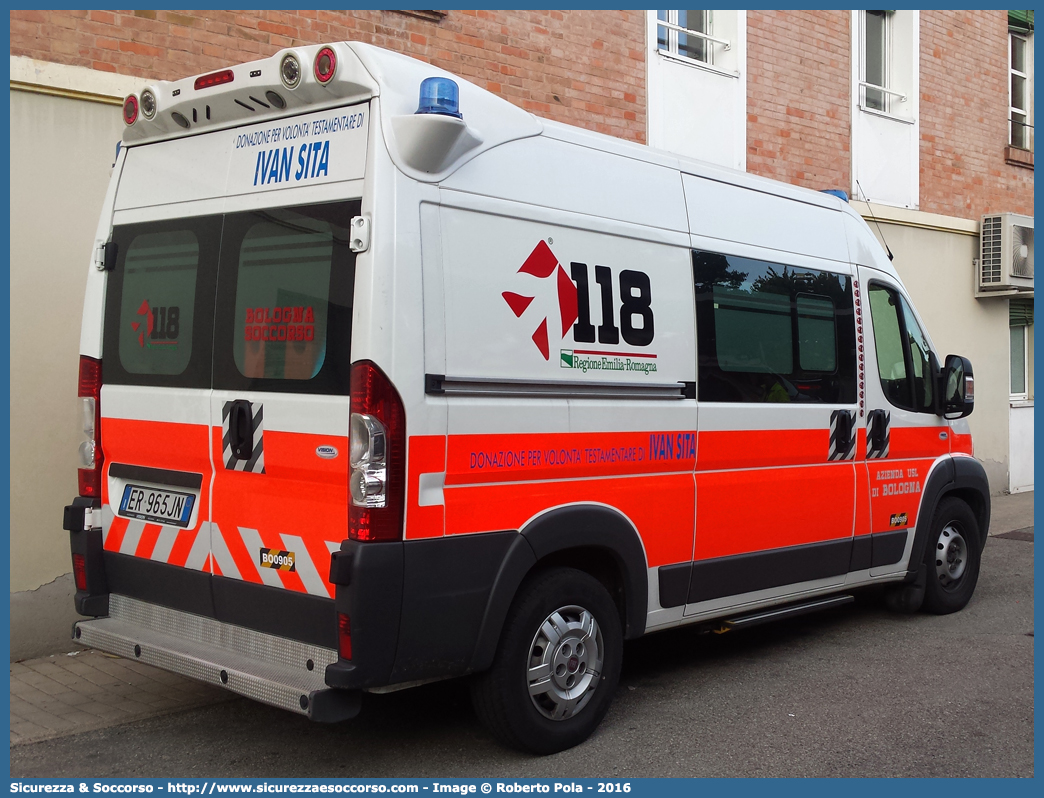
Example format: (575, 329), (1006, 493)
(527, 604), (604, 721)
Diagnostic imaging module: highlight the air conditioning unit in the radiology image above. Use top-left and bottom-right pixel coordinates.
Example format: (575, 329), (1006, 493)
(978, 212), (1033, 293)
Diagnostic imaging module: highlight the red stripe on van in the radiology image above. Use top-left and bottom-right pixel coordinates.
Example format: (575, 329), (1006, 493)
(444, 473), (695, 568)
(694, 463), (855, 560)
(134, 523), (163, 559)
(406, 435), (447, 540)
(104, 516), (129, 553)
(100, 418), (212, 561)
(888, 426), (950, 460)
(696, 428), (827, 471)
(445, 430), (695, 486)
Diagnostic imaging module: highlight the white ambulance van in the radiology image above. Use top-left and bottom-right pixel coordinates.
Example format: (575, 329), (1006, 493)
(64, 42), (989, 754)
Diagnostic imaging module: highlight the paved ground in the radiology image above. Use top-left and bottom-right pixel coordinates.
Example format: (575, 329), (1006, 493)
(10, 650), (233, 745)
(10, 491), (1033, 776)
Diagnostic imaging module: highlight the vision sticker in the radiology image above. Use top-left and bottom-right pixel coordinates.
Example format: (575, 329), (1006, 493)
(259, 548), (296, 572)
(244, 305), (315, 342)
(889, 512), (909, 528)
(131, 300), (180, 349)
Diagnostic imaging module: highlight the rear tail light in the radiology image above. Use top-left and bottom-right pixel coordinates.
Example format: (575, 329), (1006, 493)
(337, 613), (352, 660)
(72, 554), (87, 591)
(348, 361), (405, 542)
(314, 47), (337, 84)
(77, 356), (103, 498)
(123, 94), (138, 125)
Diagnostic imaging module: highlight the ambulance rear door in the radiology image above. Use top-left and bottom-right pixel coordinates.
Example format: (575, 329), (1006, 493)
(100, 210), (220, 613)
(207, 199), (359, 646)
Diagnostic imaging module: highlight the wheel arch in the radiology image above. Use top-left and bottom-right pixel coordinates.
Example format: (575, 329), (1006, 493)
(468, 504), (649, 673)
(908, 455), (991, 580)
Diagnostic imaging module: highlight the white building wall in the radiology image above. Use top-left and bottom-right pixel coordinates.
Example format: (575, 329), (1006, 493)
(10, 57), (140, 659)
(851, 10), (920, 208)
(646, 10), (746, 170)
(851, 202), (1017, 493)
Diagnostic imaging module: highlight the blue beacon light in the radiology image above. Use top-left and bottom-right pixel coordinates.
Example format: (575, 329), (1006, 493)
(416, 77), (462, 119)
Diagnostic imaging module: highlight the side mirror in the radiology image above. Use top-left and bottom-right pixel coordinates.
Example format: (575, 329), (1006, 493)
(940, 355), (974, 419)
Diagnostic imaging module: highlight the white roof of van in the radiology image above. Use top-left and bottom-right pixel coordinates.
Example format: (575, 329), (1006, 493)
(120, 41), (899, 279)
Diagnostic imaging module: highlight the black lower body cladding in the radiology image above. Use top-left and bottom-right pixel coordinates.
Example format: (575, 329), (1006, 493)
(326, 531), (518, 689)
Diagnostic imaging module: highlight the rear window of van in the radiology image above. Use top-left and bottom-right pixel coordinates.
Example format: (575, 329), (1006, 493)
(103, 200), (358, 395)
(118, 230), (200, 377)
(232, 216), (333, 381)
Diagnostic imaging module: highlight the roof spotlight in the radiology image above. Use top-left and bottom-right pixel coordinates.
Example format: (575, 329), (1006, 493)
(140, 89), (156, 120)
(280, 53), (302, 89)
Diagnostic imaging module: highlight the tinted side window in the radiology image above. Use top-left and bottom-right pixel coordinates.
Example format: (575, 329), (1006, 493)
(868, 283), (935, 413)
(103, 217), (220, 388)
(899, 295), (935, 411)
(212, 201), (359, 395)
(693, 251), (857, 404)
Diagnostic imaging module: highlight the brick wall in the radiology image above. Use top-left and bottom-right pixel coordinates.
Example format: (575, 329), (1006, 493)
(10, 10), (1033, 219)
(920, 10), (1033, 218)
(9, 9), (646, 142)
(746, 10), (852, 193)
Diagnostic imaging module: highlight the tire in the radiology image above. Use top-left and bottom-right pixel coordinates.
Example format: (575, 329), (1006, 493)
(921, 497), (981, 615)
(471, 567), (622, 754)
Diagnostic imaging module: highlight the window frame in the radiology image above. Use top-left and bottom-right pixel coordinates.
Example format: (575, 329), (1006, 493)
(212, 200), (360, 396)
(692, 249), (857, 405)
(861, 10), (891, 113)
(102, 216), (222, 390)
(656, 10), (727, 68)
(856, 9), (915, 124)
(866, 281), (938, 414)
(1009, 30), (1034, 152)
(1010, 323), (1029, 400)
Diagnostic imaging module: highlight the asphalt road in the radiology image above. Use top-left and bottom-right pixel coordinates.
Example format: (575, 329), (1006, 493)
(11, 536), (1033, 778)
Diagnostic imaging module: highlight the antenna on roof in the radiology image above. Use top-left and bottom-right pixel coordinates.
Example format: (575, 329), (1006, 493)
(856, 180), (894, 262)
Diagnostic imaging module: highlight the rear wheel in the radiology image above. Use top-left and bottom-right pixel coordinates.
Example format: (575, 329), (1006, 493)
(471, 567), (622, 754)
(921, 497), (981, 614)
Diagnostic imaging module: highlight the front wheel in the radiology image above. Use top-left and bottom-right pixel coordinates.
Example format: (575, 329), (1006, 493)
(921, 497), (981, 614)
(471, 567), (622, 754)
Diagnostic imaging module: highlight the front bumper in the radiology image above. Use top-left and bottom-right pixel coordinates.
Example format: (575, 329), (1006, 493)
(75, 594), (360, 722)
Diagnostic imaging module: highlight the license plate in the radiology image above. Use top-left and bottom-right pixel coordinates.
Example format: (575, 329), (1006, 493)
(119, 484), (195, 527)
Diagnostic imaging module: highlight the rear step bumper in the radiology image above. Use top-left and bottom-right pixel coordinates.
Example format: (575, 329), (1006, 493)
(74, 594), (360, 722)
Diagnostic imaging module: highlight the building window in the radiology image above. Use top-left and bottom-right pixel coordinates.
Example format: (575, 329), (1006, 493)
(1009, 29), (1033, 151)
(1010, 297), (1033, 399)
(1010, 325), (1028, 397)
(863, 10), (889, 111)
(656, 10), (724, 66)
(858, 10), (912, 115)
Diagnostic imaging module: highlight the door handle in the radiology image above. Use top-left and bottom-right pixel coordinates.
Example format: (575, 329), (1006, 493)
(867, 409), (890, 459)
(229, 400), (254, 461)
(829, 409), (855, 461)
